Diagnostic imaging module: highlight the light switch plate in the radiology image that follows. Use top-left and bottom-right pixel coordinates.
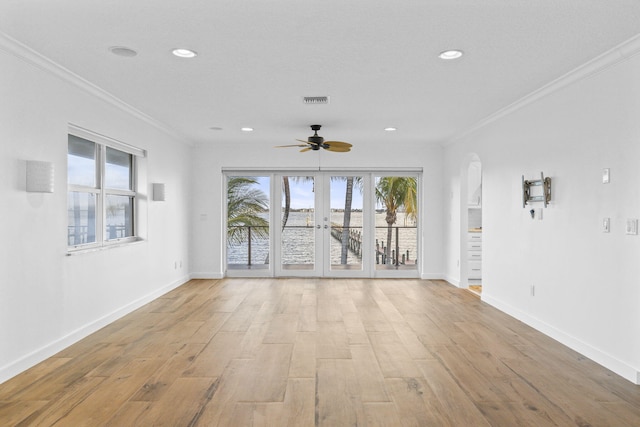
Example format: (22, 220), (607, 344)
(626, 219), (638, 235)
(602, 168), (610, 184)
(602, 217), (610, 233)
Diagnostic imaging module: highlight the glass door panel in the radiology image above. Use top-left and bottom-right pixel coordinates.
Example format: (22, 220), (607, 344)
(226, 176), (270, 273)
(374, 175), (418, 272)
(327, 175), (364, 273)
(280, 175), (318, 273)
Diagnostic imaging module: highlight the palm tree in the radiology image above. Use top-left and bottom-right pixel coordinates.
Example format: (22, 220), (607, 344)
(281, 176), (290, 230)
(338, 176), (363, 264)
(340, 176), (354, 264)
(281, 176), (314, 230)
(375, 176), (417, 263)
(227, 176), (269, 245)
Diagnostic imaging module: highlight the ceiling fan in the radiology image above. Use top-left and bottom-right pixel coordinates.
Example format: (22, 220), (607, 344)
(275, 125), (352, 152)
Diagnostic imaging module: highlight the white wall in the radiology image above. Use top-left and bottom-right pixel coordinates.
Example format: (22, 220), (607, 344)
(0, 39), (192, 383)
(444, 44), (640, 383)
(190, 141), (444, 279)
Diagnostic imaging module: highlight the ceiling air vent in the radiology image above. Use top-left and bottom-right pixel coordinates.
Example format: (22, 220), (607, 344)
(303, 96), (330, 105)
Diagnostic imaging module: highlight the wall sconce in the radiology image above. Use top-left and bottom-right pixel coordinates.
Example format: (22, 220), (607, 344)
(152, 183), (166, 201)
(26, 160), (54, 193)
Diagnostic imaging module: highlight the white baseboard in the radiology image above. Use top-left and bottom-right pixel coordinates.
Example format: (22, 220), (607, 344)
(190, 272), (224, 279)
(0, 276), (189, 385)
(441, 274), (461, 287)
(483, 293), (640, 385)
(420, 273), (445, 280)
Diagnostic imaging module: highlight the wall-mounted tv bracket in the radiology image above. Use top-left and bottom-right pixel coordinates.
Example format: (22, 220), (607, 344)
(522, 172), (551, 208)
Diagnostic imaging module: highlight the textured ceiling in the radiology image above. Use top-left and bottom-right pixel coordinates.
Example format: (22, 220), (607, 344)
(2, 0), (640, 147)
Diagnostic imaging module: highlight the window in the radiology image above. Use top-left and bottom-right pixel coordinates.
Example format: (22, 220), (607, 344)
(67, 128), (143, 249)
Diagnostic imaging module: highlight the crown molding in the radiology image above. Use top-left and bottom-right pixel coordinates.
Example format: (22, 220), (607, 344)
(448, 33), (640, 145)
(0, 31), (193, 146)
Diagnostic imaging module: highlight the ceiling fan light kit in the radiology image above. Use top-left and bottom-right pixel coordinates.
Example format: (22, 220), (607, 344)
(275, 124), (352, 153)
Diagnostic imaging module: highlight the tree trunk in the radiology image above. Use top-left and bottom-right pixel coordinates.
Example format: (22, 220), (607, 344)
(282, 176), (290, 231)
(385, 210), (396, 262)
(340, 176), (354, 264)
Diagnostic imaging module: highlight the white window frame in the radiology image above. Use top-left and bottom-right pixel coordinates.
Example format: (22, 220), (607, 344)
(67, 125), (145, 252)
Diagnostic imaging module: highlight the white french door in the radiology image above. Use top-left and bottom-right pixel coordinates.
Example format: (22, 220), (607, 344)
(274, 173), (373, 277)
(226, 171), (420, 278)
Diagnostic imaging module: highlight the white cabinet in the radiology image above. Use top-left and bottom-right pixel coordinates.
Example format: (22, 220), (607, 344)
(468, 232), (482, 280)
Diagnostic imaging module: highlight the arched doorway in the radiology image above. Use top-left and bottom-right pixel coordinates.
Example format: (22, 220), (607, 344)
(460, 154), (482, 294)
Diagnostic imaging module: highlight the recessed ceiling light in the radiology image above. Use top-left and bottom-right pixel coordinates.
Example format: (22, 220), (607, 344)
(109, 46), (138, 57)
(439, 50), (463, 60)
(172, 48), (197, 58)
(241, 127), (254, 132)
(209, 126), (223, 131)
(384, 127), (397, 132)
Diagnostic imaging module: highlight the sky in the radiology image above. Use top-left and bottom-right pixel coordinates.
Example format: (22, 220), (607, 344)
(254, 176), (364, 210)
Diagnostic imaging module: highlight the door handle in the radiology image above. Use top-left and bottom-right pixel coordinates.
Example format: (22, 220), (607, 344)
(324, 225), (329, 229)
(316, 225), (321, 229)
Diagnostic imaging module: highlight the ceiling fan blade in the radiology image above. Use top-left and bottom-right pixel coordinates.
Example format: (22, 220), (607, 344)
(300, 147), (312, 152)
(324, 140), (352, 148)
(325, 145), (351, 152)
(274, 144), (308, 148)
(296, 139), (310, 144)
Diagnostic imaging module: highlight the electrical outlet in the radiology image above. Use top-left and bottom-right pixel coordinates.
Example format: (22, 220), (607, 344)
(626, 219), (638, 235)
(602, 168), (610, 184)
(602, 217), (610, 233)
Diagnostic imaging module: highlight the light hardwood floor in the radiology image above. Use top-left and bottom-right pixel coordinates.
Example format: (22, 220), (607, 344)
(1, 278), (639, 426)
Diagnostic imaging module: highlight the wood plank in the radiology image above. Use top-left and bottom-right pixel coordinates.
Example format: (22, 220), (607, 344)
(234, 343), (293, 402)
(350, 344), (390, 402)
(363, 402), (403, 427)
(417, 359), (492, 426)
(367, 331), (422, 378)
(391, 321), (432, 360)
(0, 400), (49, 426)
(187, 359), (248, 426)
(11, 342), (115, 401)
(289, 332), (316, 378)
(385, 377), (453, 426)
(357, 306), (395, 332)
(316, 359), (366, 426)
(297, 304), (317, 332)
(316, 321), (351, 359)
(14, 377), (106, 427)
(281, 378), (315, 427)
(129, 342), (207, 401)
(102, 401), (153, 427)
(262, 313), (299, 344)
(51, 357), (165, 426)
(0, 357), (71, 400)
(343, 312), (369, 344)
(182, 332), (244, 377)
(122, 377), (219, 426)
(185, 312), (232, 343)
(237, 378), (316, 427)
(369, 286), (405, 322)
(316, 292), (345, 322)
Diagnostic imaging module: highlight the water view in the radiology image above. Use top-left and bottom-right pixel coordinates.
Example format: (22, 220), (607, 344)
(227, 211), (417, 268)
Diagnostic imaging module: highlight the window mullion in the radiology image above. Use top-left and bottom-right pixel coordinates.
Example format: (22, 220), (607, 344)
(98, 144), (106, 244)
(104, 188), (135, 197)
